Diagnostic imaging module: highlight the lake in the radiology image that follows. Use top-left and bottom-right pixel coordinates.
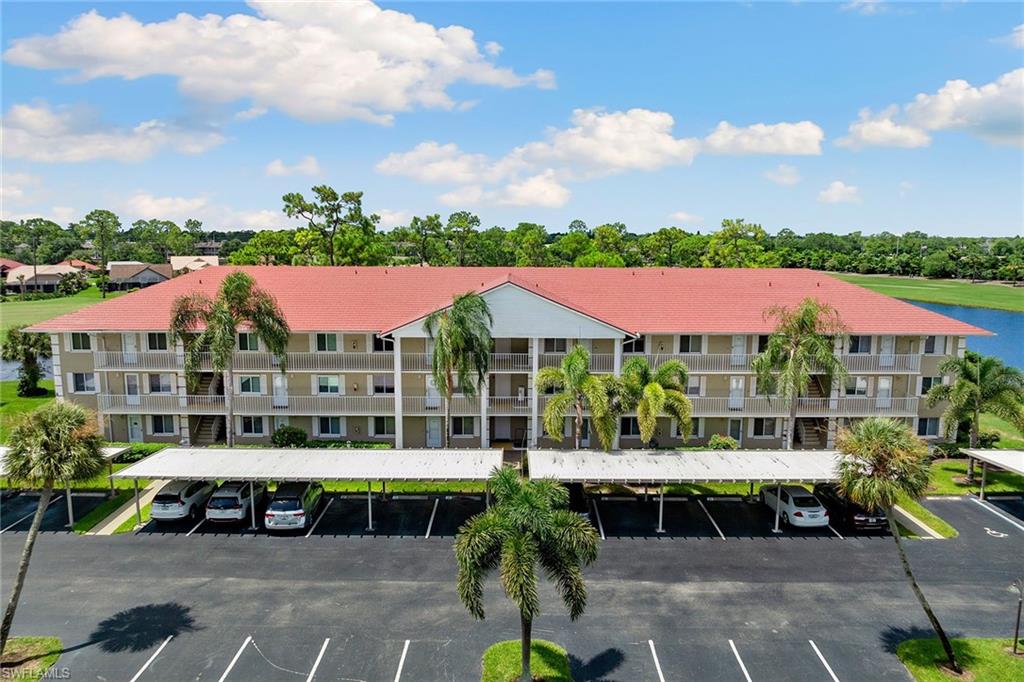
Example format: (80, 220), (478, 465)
(908, 301), (1023, 369)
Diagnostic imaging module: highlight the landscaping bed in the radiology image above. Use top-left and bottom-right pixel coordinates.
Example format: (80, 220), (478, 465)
(481, 640), (572, 682)
(897, 637), (1024, 681)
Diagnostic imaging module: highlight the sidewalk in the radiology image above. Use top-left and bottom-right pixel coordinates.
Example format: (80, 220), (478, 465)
(89, 480), (168, 535)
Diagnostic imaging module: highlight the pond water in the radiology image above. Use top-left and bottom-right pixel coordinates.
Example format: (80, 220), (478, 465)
(908, 300), (1023, 369)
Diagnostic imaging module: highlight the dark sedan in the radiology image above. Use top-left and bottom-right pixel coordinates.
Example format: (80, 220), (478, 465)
(813, 483), (888, 531)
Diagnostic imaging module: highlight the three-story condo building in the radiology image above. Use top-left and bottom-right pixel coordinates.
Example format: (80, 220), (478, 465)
(27, 267), (988, 451)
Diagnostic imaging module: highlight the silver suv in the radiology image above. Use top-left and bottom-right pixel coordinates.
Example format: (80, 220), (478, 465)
(152, 480), (216, 522)
(206, 481), (267, 523)
(265, 482), (324, 531)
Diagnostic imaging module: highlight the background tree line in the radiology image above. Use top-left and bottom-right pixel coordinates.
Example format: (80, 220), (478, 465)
(3, 187), (1022, 282)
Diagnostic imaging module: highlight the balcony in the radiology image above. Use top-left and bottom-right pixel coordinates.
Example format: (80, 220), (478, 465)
(210, 352), (394, 372)
(402, 395), (480, 415)
(687, 396), (919, 417)
(540, 353), (615, 372)
(94, 351), (180, 371)
(643, 353), (754, 372)
(233, 394), (395, 415)
(98, 393), (225, 414)
(838, 354), (921, 373)
(400, 353), (532, 372)
(488, 396), (532, 415)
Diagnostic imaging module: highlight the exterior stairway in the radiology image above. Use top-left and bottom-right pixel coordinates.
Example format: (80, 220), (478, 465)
(795, 419), (824, 449)
(193, 415), (224, 445)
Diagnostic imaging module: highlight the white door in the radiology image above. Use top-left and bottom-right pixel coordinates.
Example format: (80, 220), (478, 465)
(728, 418), (743, 444)
(731, 335), (746, 365)
(123, 333), (138, 364)
(272, 373), (288, 408)
(125, 374), (140, 406)
(876, 376), (893, 409)
(426, 417), (442, 447)
(426, 376), (441, 410)
(879, 335), (895, 367)
(729, 376), (745, 410)
(128, 415), (143, 443)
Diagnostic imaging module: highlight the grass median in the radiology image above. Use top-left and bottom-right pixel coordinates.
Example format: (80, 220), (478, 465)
(72, 491), (133, 534)
(114, 501), (152, 534)
(481, 640), (572, 682)
(897, 638), (1024, 681)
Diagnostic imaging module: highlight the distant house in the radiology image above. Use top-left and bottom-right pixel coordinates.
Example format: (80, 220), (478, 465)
(57, 258), (101, 272)
(170, 255), (220, 273)
(106, 260), (145, 272)
(5, 264), (80, 293)
(108, 263), (173, 291)
(0, 258), (25, 279)
(195, 240), (223, 256)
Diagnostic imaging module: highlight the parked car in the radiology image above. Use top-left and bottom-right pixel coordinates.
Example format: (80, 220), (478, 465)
(264, 482), (324, 531)
(151, 480), (216, 522)
(206, 481), (268, 523)
(813, 483), (887, 531)
(759, 484), (829, 528)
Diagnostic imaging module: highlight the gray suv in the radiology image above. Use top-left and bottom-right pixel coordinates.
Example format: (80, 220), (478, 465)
(264, 482), (324, 531)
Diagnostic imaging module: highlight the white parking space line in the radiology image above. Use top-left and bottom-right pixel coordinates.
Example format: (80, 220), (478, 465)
(393, 639), (411, 682)
(969, 496), (1024, 533)
(697, 500), (726, 539)
(424, 498), (440, 539)
(591, 499), (605, 540)
(647, 640), (666, 682)
(728, 640), (752, 682)
(808, 639), (840, 682)
(827, 525), (844, 539)
(218, 635), (252, 682)
(306, 497), (335, 537)
(0, 494), (63, 534)
(185, 518), (206, 537)
(305, 638), (330, 682)
(128, 635), (173, 682)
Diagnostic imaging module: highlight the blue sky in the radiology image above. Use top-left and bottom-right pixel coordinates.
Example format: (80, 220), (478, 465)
(2, 1), (1022, 236)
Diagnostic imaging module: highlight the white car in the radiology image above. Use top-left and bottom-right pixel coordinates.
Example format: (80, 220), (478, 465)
(206, 481), (267, 523)
(151, 480), (216, 522)
(759, 485), (829, 528)
(264, 482), (324, 531)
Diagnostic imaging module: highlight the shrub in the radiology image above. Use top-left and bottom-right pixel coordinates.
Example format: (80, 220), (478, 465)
(318, 440), (392, 449)
(271, 425), (308, 448)
(707, 434), (739, 450)
(931, 442), (961, 460)
(57, 270), (89, 295)
(106, 442), (169, 463)
(978, 431), (1001, 448)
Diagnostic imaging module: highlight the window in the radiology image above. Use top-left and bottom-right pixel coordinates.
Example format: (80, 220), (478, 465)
(317, 376), (340, 394)
(373, 416), (396, 436)
(920, 376), (942, 395)
(316, 333), (338, 352)
(678, 335), (703, 353)
(72, 373), (95, 393)
(241, 416), (265, 436)
(923, 335), (941, 354)
(848, 336), (872, 354)
(844, 376), (868, 396)
(619, 417), (641, 437)
(755, 377), (777, 396)
(147, 333), (168, 351)
(686, 375), (701, 397)
(373, 374), (395, 394)
(451, 416), (475, 437)
(273, 416), (290, 431)
(318, 416), (343, 436)
(239, 376), (262, 394)
(757, 335), (771, 353)
(917, 417), (940, 437)
(544, 338), (567, 353)
(677, 417), (701, 439)
(622, 336), (645, 354)
(148, 374), (173, 394)
(238, 333), (259, 351)
(151, 415), (175, 435)
(752, 418), (776, 438)
(70, 333), (91, 351)
(372, 334), (394, 352)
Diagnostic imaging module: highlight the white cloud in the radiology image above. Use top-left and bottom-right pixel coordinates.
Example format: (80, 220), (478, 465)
(3, 1), (555, 125)
(377, 142), (494, 184)
(265, 156), (322, 177)
(235, 106), (268, 121)
(703, 121), (824, 155)
(762, 163), (802, 186)
(668, 211), (703, 224)
(841, 0), (887, 15)
(999, 24), (1024, 49)
(818, 180), (861, 204)
(484, 41), (503, 57)
(836, 107), (931, 149)
(496, 170), (570, 208)
(0, 172), (41, 202)
(899, 180), (913, 198)
(121, 193), (211, 222)
(376, 209), (412, 229)
(2, 101), (225, 163)
(439, 185), (487, 207)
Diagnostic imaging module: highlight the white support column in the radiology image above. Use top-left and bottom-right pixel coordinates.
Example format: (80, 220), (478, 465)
(65, 483), (74, 528)
(249, 481), (257, 530)
(480, 373), (489, 448)
(772, 483), (783, 533)
(656, 487), (665, 534)
(530, 338), (540, 448)
(50, 334), (64, 400)
(134, 479), (142, 526)
(366, 481), (375, 531)
(979, 463), (988, 500)
(612, 337), (622, 450)
(176, 339), (190, 445)
(393, 340), (404, 449)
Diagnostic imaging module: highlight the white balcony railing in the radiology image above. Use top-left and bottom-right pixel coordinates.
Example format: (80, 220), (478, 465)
(540, 353), (615, 372)
(643, 353), (754, 372)
(402, 395), (480, 415)
(838, 354), (921, 373)
(488, 395), (531, 415)
(233, 394), (396, 415)
(687, 396), (919, 417)
(98, 393), (226, 414)
(94, 351), (180, 370)
(203, 352), (394, 372)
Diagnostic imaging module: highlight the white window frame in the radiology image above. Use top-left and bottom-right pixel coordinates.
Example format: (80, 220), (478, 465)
(674, 417), (702, 439)
(316, 415), (345, 438)
(686, 375), (702, 397)
(238, 332), (259, 352)
(919, 376), (942, 396)
(678, 335), (703, 354)
(451, 416), (476, 438)
(69, 332), (91, 352)
(239, 415), (266, 436)
(372, 334), (394, 353)
(150, 414), (177, 436)
(916, 417), (940, 438)
(317, 375), (341, 395)
(619, 416), (642, 437)
(239, 375), (262, 394)
(848, 335), (872, 354)
(70, 372), (97, 394)
(622, 336), (645, 354)
(147, 332), (168, 351)
(844, 376), (869, 397)
(372, 374), (395, 394)
(751, 417), (778, 439)
(371, 416), (396, 437)
(544, 338), (568, 353)
(315, 333), (338, 353)
(147, 373), (174, 394)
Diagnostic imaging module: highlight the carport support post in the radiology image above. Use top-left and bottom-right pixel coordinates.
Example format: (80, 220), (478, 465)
(748, 482), (754, 501)
(109, 460), (115, 498)
(133, 478), (141, 526)
(772, 482), (782, 534)
(979, 463), (988, 500)
(249, 481), (257, 530)
(656, 487), (665, 534)
(366, 480), (374, 531)
(65, 483), (74, 528)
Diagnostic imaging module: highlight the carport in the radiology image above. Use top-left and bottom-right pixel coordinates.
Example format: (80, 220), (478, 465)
(0, 445), (130, 528)
(110, 447), (503, 530)
(528, 449), (842, 534)
(963, 449), (1024, 500)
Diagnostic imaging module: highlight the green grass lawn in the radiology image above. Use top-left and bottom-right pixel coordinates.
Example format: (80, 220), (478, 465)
(927, 458), (1024, 496)
(897, 495), (957, 538)
(0, 379), (54, 443)
(114, 501), (151, 534)
(72, 491), (133, 534)
(1, 285), (123, 333)
(980, 413), (1024, 449)
(832, 273), (1023, 312)
(1, 462), (150, 491)
(897, 638), (1024, 681)
(323, 480), (487, 494)
(481, 639), (572, 682)
(0, 636), (63, 680)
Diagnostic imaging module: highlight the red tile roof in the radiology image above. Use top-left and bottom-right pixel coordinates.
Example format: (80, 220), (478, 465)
(57, 259), (100, 271)
(24, 266), (991, 336)
(0, 258), (25, 271)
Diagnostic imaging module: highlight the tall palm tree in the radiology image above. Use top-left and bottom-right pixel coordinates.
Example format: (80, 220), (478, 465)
(1, 327), (52, 397)
(455, 467), (599, 682)
(926, 351), (1024, 480)
(836, 417), (962, 675)
(618, 357), (694, 445)
(537, 345), (615, 449)
(169, 271), (290, 447)
(424, 292), (493, 447)
(1, 402), (106, 656)
(752, 298), (847, 449)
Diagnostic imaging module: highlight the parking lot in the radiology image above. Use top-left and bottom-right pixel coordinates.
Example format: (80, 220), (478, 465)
(0, 490), (108, 534)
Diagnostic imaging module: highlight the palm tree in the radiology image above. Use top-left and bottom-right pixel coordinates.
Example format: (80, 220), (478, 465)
(752, 298), (847, 449)
(537, 345), (615, 449)
(455, 467), (599, 682)
(1, 327), (52, 397)
(0, 402), (106, 656)
(926, 351), (1024, 480)
(618, 357), (694, 445)
(169, 271), (290, 447)
(836, 417), (962, 675)
(424, 292), (493, 447)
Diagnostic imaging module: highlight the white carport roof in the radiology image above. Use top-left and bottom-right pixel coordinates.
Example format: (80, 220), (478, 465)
(528, 449), (842, 484)
(0, 445), (129, 477)
(110, 447), (504, 482)
(963, 449), (1024, 477)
